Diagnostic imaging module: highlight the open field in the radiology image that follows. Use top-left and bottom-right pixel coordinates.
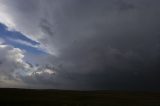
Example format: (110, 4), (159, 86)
(0, 88), (160, 106)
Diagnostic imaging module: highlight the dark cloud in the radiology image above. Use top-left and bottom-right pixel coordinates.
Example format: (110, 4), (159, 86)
(40, 19), (55, 37)
(115, 0), (135, 10)
(0, 0), (160, 90)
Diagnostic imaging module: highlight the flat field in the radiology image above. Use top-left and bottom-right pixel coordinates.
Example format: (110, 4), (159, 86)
(0, 88), (160, 106)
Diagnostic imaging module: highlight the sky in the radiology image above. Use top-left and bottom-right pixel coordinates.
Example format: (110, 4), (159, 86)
(0, 0), (160, 91)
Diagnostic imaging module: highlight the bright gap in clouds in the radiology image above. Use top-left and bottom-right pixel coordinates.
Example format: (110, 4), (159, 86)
(0, 23), (47, 55)
(0, 22), (56, 88)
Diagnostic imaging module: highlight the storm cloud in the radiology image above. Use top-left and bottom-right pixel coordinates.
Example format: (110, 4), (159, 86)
(0, 0), (160, 90)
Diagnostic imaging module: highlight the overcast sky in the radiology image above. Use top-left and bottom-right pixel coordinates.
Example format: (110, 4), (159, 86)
(0, 0), (160, 91)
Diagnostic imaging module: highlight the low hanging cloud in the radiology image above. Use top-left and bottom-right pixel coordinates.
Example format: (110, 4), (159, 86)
(0, 0), (160, 90)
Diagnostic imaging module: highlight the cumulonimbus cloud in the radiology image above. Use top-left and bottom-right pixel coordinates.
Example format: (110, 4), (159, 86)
(0, 0), (160, 90)
(0, 40), (57, 88)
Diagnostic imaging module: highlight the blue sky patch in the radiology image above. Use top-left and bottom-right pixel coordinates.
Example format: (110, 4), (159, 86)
(0, 23), (46, 55)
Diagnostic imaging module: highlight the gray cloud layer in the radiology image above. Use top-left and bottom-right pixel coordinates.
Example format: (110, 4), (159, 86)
(0, 0), (160, 90)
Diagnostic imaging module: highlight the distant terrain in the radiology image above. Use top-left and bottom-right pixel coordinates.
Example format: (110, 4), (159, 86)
(0, 88), (160, 106)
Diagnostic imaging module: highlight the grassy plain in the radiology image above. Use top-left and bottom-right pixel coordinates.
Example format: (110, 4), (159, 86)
(0, 88), (160, 106)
